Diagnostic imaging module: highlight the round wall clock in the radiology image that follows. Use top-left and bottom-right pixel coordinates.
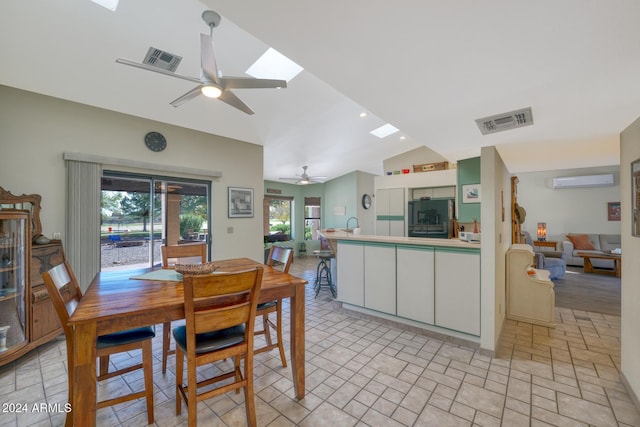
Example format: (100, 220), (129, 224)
(362, 194), (372, 209)
(144, 131), (167, 152)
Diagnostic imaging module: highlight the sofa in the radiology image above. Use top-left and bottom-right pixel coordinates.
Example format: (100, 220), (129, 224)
(561, 233), (621, 269)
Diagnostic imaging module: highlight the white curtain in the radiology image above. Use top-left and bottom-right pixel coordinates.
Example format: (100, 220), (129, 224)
(66, 160), (101, 291)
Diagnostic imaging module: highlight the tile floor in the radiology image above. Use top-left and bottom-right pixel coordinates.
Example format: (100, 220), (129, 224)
(1, 256), (639, 426)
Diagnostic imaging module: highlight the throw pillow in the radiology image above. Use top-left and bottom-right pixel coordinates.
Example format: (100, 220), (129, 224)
(567, 234), (595, 250)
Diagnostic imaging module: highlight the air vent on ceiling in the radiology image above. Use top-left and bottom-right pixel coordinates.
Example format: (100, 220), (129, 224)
(475, 107), (534, 135)
(552, 174), (614, 189)
(142, 47), (182, 72)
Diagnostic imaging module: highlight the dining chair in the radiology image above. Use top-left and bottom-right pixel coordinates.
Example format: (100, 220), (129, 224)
(161, 242), (207, 374)
(174, 267), (263, 427)
(42, 261), (155, 426)
(254, 245), (293, 367)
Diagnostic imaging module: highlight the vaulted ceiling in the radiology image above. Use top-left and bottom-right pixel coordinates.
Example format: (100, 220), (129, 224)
(1, 1), (635, 182)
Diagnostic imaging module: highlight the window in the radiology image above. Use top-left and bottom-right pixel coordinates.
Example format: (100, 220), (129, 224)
(101, 172), (210, 270)
(304, 197), (321, 240)
(264, 196), (293, 240)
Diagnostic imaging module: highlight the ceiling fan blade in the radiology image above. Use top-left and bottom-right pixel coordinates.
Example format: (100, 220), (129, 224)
(278, 177), (299, 181)
(170, 85), (203, 107)
(218, 90), (255, 115)
(115, 58), (201, 84)
(221, 77), (287, 90)
(200, 33), (219, 83)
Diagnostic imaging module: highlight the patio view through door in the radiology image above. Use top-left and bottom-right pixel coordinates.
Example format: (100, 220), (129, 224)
(100, 172), (210, 271)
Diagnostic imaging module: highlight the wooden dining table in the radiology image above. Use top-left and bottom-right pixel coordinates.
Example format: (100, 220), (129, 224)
(67, 258), (307, 426)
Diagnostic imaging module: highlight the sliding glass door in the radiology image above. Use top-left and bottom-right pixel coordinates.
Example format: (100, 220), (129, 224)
(100, 172), (210, 271)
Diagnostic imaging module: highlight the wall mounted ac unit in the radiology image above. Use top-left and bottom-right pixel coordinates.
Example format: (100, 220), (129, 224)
(552, 174), (614, 189)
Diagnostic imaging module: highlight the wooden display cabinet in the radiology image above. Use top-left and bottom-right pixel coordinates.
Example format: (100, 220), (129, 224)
(0, 187), (64, 367)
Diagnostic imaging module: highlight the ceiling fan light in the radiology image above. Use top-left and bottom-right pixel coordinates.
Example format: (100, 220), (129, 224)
(201, 85), (222, 98)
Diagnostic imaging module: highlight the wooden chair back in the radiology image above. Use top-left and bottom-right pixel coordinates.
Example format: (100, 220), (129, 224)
(183, 267), (263, 339)
(266, 246), (294, 273)
(161, 243), (206, 268)
(42, 261), (82, 340)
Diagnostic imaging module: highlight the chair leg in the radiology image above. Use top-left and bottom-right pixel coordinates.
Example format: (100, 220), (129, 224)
(162, 321), (171, 374)
(243, 355), (257, 427)
(275, 301), (287, 367)
(142, 340), (155, 425)
(175, 348), (184, 415)
(263, 313), (273, 346)
(187, 353), (198, 427)
(99, 355), (109, 377)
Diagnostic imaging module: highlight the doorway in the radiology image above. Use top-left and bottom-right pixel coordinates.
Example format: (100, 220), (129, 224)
(100, 172), (211, 270)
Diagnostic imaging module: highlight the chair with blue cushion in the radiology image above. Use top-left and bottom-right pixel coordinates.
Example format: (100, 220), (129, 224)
(523, 231), (566, 279)
(173, 267), (263, 427)
(161, 242), (208, 374)
(42, 261), (155, 427)
(254, 246), (293, 367)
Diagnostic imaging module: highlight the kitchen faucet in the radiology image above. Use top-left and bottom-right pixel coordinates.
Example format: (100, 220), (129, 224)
(346, 216), (359, 232)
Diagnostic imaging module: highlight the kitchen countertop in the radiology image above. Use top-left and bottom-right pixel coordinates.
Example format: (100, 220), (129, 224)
(318, 229), (480, 248)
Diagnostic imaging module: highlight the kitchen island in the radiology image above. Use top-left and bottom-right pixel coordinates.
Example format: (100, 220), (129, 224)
(319, 229), (481, 343)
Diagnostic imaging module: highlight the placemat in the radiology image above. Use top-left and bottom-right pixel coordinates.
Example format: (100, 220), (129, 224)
(130, 269), (182, 282)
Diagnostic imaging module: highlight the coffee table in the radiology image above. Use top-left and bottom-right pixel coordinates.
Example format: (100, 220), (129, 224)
(577, 252), (621, 278)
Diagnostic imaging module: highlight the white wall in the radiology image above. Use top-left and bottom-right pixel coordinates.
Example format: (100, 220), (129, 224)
(383, 145), (449, 174)
(480, 146), (511, 352)
(515, 166), (621, 240)
(0, 85), (265, 263)
(620, 117), (640, 407)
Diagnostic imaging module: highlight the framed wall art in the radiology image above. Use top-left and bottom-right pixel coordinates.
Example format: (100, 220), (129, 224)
(633, 159), (640, 236)
(607, 202), (621, 221)
(228, 187), (254, 218)
(462, 184), (481, 204)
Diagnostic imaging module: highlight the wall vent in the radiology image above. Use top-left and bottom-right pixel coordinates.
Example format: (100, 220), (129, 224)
(142, 47), (182, 72)
(552, 174), (614, 189)
(475, 107), (534, 135)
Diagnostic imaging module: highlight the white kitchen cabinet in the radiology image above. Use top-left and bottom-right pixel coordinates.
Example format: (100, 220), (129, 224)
(434, 248), (480, 335)
(397, 245), (435, 324)
(364, 243), (396, 315)
(375, 188), (405, 236)
(336, 241), (364, 306)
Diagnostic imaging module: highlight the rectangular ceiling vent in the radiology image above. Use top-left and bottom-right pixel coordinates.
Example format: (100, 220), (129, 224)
(552, 174), (614, 189)
(142, 47), (182, 72)
(475, 107), (534, 135)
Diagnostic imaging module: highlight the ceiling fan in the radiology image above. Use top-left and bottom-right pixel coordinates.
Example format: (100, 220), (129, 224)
(279, 166), (327, 185)
(115, 10), (287, 115)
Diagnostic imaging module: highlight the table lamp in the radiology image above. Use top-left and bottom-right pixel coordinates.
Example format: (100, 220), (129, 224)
(537, 222), (547, 241)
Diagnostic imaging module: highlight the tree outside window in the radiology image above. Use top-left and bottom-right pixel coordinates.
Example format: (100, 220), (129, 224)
(304, 197), (321, 240)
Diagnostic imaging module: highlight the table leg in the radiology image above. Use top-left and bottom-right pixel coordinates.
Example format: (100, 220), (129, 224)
(615, 259), (621, 278)
(290, 285), (305, 399)
(73, 322), (97, 427)
(583, 257), (594, 274)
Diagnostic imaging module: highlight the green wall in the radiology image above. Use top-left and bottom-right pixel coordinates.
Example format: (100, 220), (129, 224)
(457, 157), (481, 223)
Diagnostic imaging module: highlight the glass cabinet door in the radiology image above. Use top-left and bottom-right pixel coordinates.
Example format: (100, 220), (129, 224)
(0, 212), (28, 356)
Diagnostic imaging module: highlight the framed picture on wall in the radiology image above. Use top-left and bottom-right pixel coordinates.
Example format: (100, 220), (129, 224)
(607, 202), (621, 221)
(228, 187), (254, 218)
(462, 184), (481, 203)
(633, 158), (640, 236)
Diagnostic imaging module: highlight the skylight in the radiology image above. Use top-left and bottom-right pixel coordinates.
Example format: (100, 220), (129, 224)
(91, 0), (119, 11)
(246, 48), (303, 82)
(370, 124), (399, 139)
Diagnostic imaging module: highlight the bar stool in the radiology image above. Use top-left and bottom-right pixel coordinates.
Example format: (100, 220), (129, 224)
(313, 249), (336, 298)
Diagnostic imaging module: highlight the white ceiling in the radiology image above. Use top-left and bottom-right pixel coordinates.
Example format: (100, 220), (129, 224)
(1, 0), (635, 182)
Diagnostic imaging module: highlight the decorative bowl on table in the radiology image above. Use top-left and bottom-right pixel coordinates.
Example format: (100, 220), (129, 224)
(174, 262), (219, 275)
